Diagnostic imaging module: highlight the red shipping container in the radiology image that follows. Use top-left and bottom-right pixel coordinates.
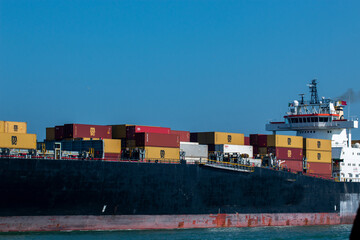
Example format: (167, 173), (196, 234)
(126, 126), (171, 140)
(307, 162), (332, 178)
(250, 134), (267, 146)
(63, 124), (112, 139)
(268, 147), (303, 160)
(135, 132), (180, 148)
(281, 159), (303, 173)
(244, 136), (250, 145)
(250, 134), (258, 146)
(258, 135), (268, 147)
(171, 130), (190, 142)
(55, 126), (64, 140)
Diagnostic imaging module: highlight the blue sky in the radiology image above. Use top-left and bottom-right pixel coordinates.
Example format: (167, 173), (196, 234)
(1, 0), (360, 140)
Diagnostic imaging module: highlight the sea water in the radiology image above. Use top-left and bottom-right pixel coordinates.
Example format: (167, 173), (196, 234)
(0, 225), (352, 240)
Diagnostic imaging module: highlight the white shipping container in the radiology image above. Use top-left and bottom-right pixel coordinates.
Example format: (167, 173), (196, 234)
(180, 142), (208, 158)
(180, 142), (198, 145)
(184, 157), (208, 164)
(214, 144), (253, 158)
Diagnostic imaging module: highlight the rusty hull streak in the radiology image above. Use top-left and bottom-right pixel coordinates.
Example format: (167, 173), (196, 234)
(0, 213), (351, 232)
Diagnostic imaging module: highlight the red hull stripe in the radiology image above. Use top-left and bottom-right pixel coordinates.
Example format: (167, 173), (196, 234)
(0, 213), (354, 232)
(284, 114), (339, 118)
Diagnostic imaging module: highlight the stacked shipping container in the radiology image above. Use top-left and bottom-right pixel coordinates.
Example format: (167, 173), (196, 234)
(171, 130), (190, 142)
(173, 130), (207, 163)
(135, 132), (180, 148)
(64, 124), (112, 139)
(191, 132), (244, 145)
(53, 124), (112, 141)
(244, 136), (250, 146)
(250, 134), (304, 172)
(103, 139), (122, 160)
(42, 122), (334, 173)
(0, 121), (36, 150)
(250, 134), (268, 155)
(46, 123), (181, 162)
(111, 124), (133, 148)
(41, 139), (122, 160)
(0, 121), (27, 134)
(46, 128), (55, 141)
(191, 132), (250, 160)
(125, 125), (180, 162)
(267, 135), (303, 173)
(304, 138), (332, 179)
(45, 123), (120, 160)
(180, 142), (208, 164)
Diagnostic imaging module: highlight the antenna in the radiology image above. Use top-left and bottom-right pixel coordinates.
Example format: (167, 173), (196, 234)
(308, 79), (319, 104)
(348, 94), (351, 119)
(299, 94), (305, 104)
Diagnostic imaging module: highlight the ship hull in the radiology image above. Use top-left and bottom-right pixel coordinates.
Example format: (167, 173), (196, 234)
(0, 158), (359, 232)
(0, 213), (350, 232)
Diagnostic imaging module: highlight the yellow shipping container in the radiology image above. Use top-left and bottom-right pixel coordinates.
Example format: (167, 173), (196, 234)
(267, 135), (303, 149)
(141, 146), (180, 160)
(46, 127), (55, 141)
(0, 132), (36, 149)
(304, 150), (332, 163)
(4, 121), (27, 134)
(103, 139), (121, 153)
(304, 138), (331, 152)
(196, 132), (244, 145)
(111, 124), (133, 139)
(0, 121), (4, 133)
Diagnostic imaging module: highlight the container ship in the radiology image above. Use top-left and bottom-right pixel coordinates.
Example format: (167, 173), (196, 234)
(1, 80), (360, 232)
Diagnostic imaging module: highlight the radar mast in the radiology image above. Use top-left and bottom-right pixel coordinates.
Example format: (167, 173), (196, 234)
(309, 79), (319, 104)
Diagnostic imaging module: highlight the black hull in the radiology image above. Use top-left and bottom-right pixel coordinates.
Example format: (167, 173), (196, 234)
(0, 158), (359, 217)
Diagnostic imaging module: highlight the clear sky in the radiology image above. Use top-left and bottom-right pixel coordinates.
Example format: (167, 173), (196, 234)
(1, 0), (360, 141)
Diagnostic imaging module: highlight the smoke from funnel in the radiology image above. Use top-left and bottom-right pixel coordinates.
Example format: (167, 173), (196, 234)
(336, 89), (360, 103)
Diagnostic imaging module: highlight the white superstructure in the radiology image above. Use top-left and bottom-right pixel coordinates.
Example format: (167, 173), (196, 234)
(266, 79), (359, 182)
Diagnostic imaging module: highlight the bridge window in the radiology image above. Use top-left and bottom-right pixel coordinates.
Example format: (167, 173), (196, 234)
(319, 117), (327, 122)
(299, 118), (303, 123)
(320, 117), (329, 122)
